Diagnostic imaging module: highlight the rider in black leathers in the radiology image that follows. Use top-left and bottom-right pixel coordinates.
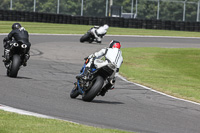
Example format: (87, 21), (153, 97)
(3, 23), (31, 66)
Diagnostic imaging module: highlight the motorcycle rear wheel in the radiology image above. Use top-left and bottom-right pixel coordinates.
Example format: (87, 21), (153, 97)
(82, 76), (104, 102)
(8, 54), (21, 78)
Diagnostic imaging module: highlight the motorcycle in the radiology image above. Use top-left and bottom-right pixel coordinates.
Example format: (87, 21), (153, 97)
(3, 42), (29, 78)
(70, 57), (116, 102)
(80, 26), (104, 43)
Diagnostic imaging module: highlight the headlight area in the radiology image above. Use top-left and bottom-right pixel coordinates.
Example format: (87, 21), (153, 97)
(13, 43), (19, 47)
(21, 44), (27, 48)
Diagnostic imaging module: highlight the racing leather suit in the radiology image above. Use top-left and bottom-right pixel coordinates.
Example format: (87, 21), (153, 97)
(85, 47), (123, 95)
(3, 27), (31, 65)
(4, 27), (31, 51)
(91, 26), (108, 43)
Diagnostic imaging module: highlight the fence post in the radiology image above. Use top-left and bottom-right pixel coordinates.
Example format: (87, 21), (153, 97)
(33, 0), (36, 12)
(183, 0), (186, 21)
(197, 0), (200, 22)
(105, 0), (108, 17)
(57, 0), (60, 14)
(81, 0), (84, 16)
(134, 0), (138, 18)
(157, 0), (160, 20)
(10, 0), (12, 10)
(131, 0), (134, 18)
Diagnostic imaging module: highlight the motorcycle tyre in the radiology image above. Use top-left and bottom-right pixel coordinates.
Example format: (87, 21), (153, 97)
(80, 33), (90, 43)
(70, 85), (80, 99)
(82, 76), (104, 102)
(8, 54), (21, 78)
(6, 63), (11, 76)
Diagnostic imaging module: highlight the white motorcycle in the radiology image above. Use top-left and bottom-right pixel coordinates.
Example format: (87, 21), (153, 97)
(70, 57), (116, 102)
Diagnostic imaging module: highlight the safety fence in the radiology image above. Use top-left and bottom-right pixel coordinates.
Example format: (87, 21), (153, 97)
(0, 9), (200, 32)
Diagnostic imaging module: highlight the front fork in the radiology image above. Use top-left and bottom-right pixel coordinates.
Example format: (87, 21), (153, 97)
(76, 79), (92, 95)
(76, 80), (84, 94)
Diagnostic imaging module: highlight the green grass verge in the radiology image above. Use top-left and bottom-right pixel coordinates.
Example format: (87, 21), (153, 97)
(120, 47), (200, 103)
(1, 20), (200, 37)
(0, 110), (130, 133)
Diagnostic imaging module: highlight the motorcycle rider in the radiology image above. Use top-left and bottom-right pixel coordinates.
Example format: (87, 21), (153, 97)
(2, 23), (31, 66)
(76, 40), (123, 96)
(90, 24), (109, 43)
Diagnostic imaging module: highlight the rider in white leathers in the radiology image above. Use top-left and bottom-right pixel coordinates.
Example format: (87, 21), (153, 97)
(76, 40), (123, 96)
(91, 24), (109, 43)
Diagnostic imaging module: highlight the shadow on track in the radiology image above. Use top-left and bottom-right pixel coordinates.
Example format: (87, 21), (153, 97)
(16, 76), (32, 79)
(0, 75), (32, 79)
(75, 98), (124, 104)
(80, 42), (107, 46)
(92, 99), (124, 104)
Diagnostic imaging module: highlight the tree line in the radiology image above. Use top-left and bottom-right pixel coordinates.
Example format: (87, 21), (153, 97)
(0, 0), (199, 22)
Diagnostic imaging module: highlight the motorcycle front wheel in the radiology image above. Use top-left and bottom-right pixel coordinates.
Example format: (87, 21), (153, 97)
(70, 84), (80, 99)
(8, 54), (21, 78)
(80, 33), (91, 43)
(82, 76), (104, 102)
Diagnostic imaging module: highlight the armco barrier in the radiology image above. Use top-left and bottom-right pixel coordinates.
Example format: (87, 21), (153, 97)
(0, 9), (200, 32)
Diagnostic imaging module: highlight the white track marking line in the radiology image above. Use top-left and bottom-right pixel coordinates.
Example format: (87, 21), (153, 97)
(0, 104), (79, 124)
(117, 73), (200, 106)
(0, 104), (53, 118)
(1, 33), (200, 39)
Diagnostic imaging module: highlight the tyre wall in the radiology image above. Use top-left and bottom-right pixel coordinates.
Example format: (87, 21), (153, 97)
(0, 10), (199, 32)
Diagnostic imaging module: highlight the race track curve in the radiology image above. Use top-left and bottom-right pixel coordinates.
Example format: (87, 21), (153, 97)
(0, 34), (200, 133)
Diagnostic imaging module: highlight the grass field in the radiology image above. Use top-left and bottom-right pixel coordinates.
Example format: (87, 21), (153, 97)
(0, 21), (200, 133)
(1, 21), (200, 37)
(120, 47), (200, 103)
(0, 110), (130, 133)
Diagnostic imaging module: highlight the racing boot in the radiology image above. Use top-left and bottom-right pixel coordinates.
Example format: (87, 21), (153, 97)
(96, 37), (102, 44)
(76, 67), (91, 80)
(2, 49), (10, 63)
(88, 38), (93, 43)
(22, 53), (30, 66)
(100, 83), (114, 96)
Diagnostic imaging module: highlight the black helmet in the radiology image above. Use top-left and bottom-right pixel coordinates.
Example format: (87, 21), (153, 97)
(12, 23), (21, 30)
(109, 40), (121, 49)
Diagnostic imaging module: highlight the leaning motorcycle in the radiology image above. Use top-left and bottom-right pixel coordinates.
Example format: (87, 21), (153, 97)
(3, 42), (28, 78)
(70, 57), (116, 102)
(80, 27), (103, 43)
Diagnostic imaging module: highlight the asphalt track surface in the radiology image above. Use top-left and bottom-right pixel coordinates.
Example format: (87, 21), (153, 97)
(0, 34), (200, 133)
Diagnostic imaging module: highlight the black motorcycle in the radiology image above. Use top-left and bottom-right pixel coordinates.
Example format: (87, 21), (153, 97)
(80, 27), (103, 43)
(3, 42), (29, 78)
(70, 58), (116, 102)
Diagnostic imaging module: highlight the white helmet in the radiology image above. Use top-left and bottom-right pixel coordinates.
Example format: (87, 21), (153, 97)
(103, 24), (109, 30)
